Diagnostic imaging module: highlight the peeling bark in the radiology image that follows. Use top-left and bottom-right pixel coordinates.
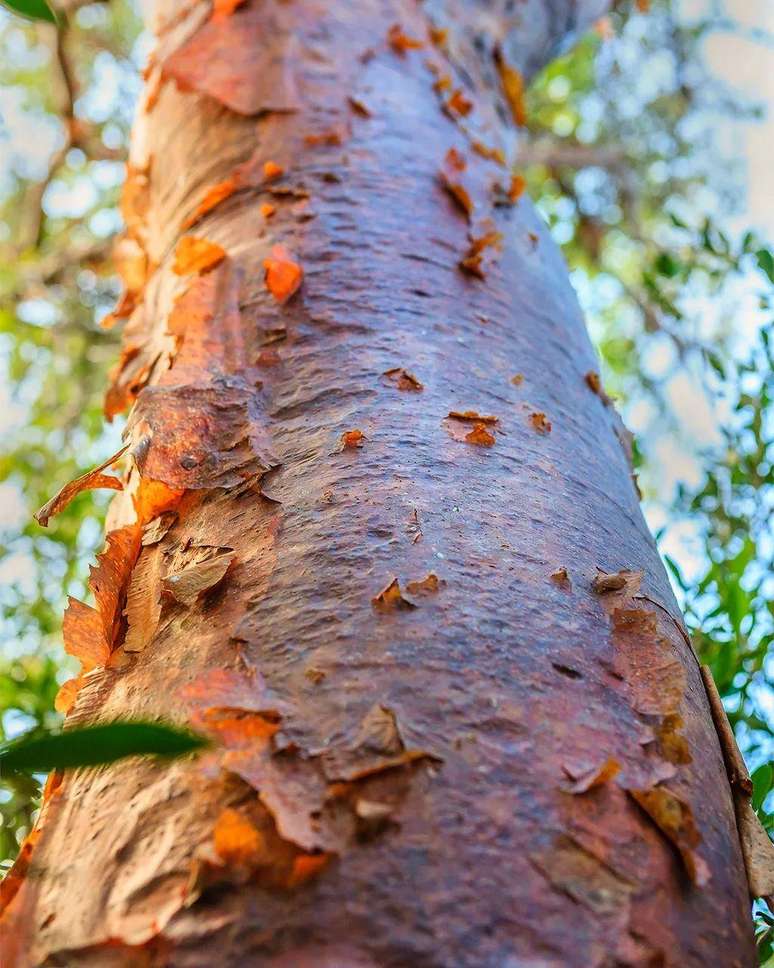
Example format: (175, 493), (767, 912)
(1, 1), (756, 966)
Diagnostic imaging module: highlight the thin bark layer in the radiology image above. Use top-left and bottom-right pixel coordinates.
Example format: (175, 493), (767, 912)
(1, 1), (755, 966)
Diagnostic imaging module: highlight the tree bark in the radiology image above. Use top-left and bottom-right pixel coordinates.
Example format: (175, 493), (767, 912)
(1, 1), (756, 965)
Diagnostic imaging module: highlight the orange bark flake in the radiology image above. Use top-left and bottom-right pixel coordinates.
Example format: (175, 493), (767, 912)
(594, 16), (615, 40)
(163, 550), (235, 607)
(35, 445), (129, 527)
(141, 511), (177, 547)
(286, 853), (331, 888)
(444, 412), (498, 446)
(356, 704), (403, 756)
(448, 410), (498, 424)
(123, 546), (163, 654)
(563, 757), (620, 794)
(471, 140), (506, 166)
(263, 160), (284, 181)
(99, 304), (128, 334)
(257, 348), (282, 367)
(529, 411), (552, 434)
(41, 770), (64, 805)
(90, 526), (143, 639)
(182, 663), (284, 719)
(383, 367), (423, 391)
(550, 567), (570, 586)
(459, 230), (503, 278)
(304, 130), (345, 147)
(585, 370), (613, 404)
(112, 235), (149, 311)
(495, 52), (527, 127)
(653, 713), (692, 765)
(508, 174), (527, 203)
(511, 373), (524, 386)
(259, 203), (276, 219)
(447, 89), (473, 117)
(203, 711), (279, 747)
(405, 573), (444, 595)
(628, 786), (710, 886)
(161, 4), (299, 117)
(348, 96), (372, 118)
(340, 429), (365, 450)
(182, 177), (238, 230)
(103, 315), (170, 422)
(173, 236), (227, 276)
(211, 0), (247, 21)
(142, 65), (164, 114)
(465, 423), (496, 447)
(62, 598), (110, 672)
(62, 598), (107, 670)
(54, 675), (84, 715)
(323, 704), (441, 784)
(0, 827), (39, 914)
(444, 146), (466, 172)
(387, 24), (424, 54)
(213, 808), (266, 866)
(592, 569), (631, 594)
(132, 479), (185, 527)
(120, 163), (151, 239)
(63, 524), (141, 672)
(372, 578), (416, 611)
(263, 244), (303, 303)
(168, 261), (246, 375)
(440, 147), (474, 219)
(585, 370), (602, 394)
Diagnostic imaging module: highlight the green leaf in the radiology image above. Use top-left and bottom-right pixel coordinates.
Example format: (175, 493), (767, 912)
(706, 351), (725, 379)
(0, 721), (208, 773)
(752, 763), (773, 814)
(654, 251), (681, 278)
(663, 554), (689, 592)
(757, 249), (774, 285)
(1, 0), (56, 23)
(668, 212), (688, 230)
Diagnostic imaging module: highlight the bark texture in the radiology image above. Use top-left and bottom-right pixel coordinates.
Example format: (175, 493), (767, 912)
(1, 1), (756, 966)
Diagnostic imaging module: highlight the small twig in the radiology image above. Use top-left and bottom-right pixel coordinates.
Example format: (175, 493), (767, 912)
(516, 137), (627, 171)
(20, 16), (78, 250)
(0, 239), (113, 306)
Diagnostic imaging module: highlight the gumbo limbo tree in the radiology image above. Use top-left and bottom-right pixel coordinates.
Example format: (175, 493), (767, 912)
(1, 0), (772, 965)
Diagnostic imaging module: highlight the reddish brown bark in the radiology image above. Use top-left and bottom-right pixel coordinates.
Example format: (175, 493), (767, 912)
(1, 1), (757, 965)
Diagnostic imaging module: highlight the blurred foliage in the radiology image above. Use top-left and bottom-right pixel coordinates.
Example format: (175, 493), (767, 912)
(758, 906), (774, 967)
(666, 327), (772, 777)
(0, 0), (140, 865)
(0, 0), (771, 953)
(523, 0), (773, 789)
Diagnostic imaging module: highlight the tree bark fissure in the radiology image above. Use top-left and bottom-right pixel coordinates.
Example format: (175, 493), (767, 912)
(1, 1), (756, 966)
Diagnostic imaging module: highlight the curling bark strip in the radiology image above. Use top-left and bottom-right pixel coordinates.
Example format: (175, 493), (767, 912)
(1, 1), (757, 965)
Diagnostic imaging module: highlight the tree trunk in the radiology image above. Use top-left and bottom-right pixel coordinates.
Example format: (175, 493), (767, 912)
(1, 1), (757, 965)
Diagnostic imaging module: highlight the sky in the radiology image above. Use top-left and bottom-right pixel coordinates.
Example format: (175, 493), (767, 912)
(634, 0), (772, 506)
(700, 0), (773, 237)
